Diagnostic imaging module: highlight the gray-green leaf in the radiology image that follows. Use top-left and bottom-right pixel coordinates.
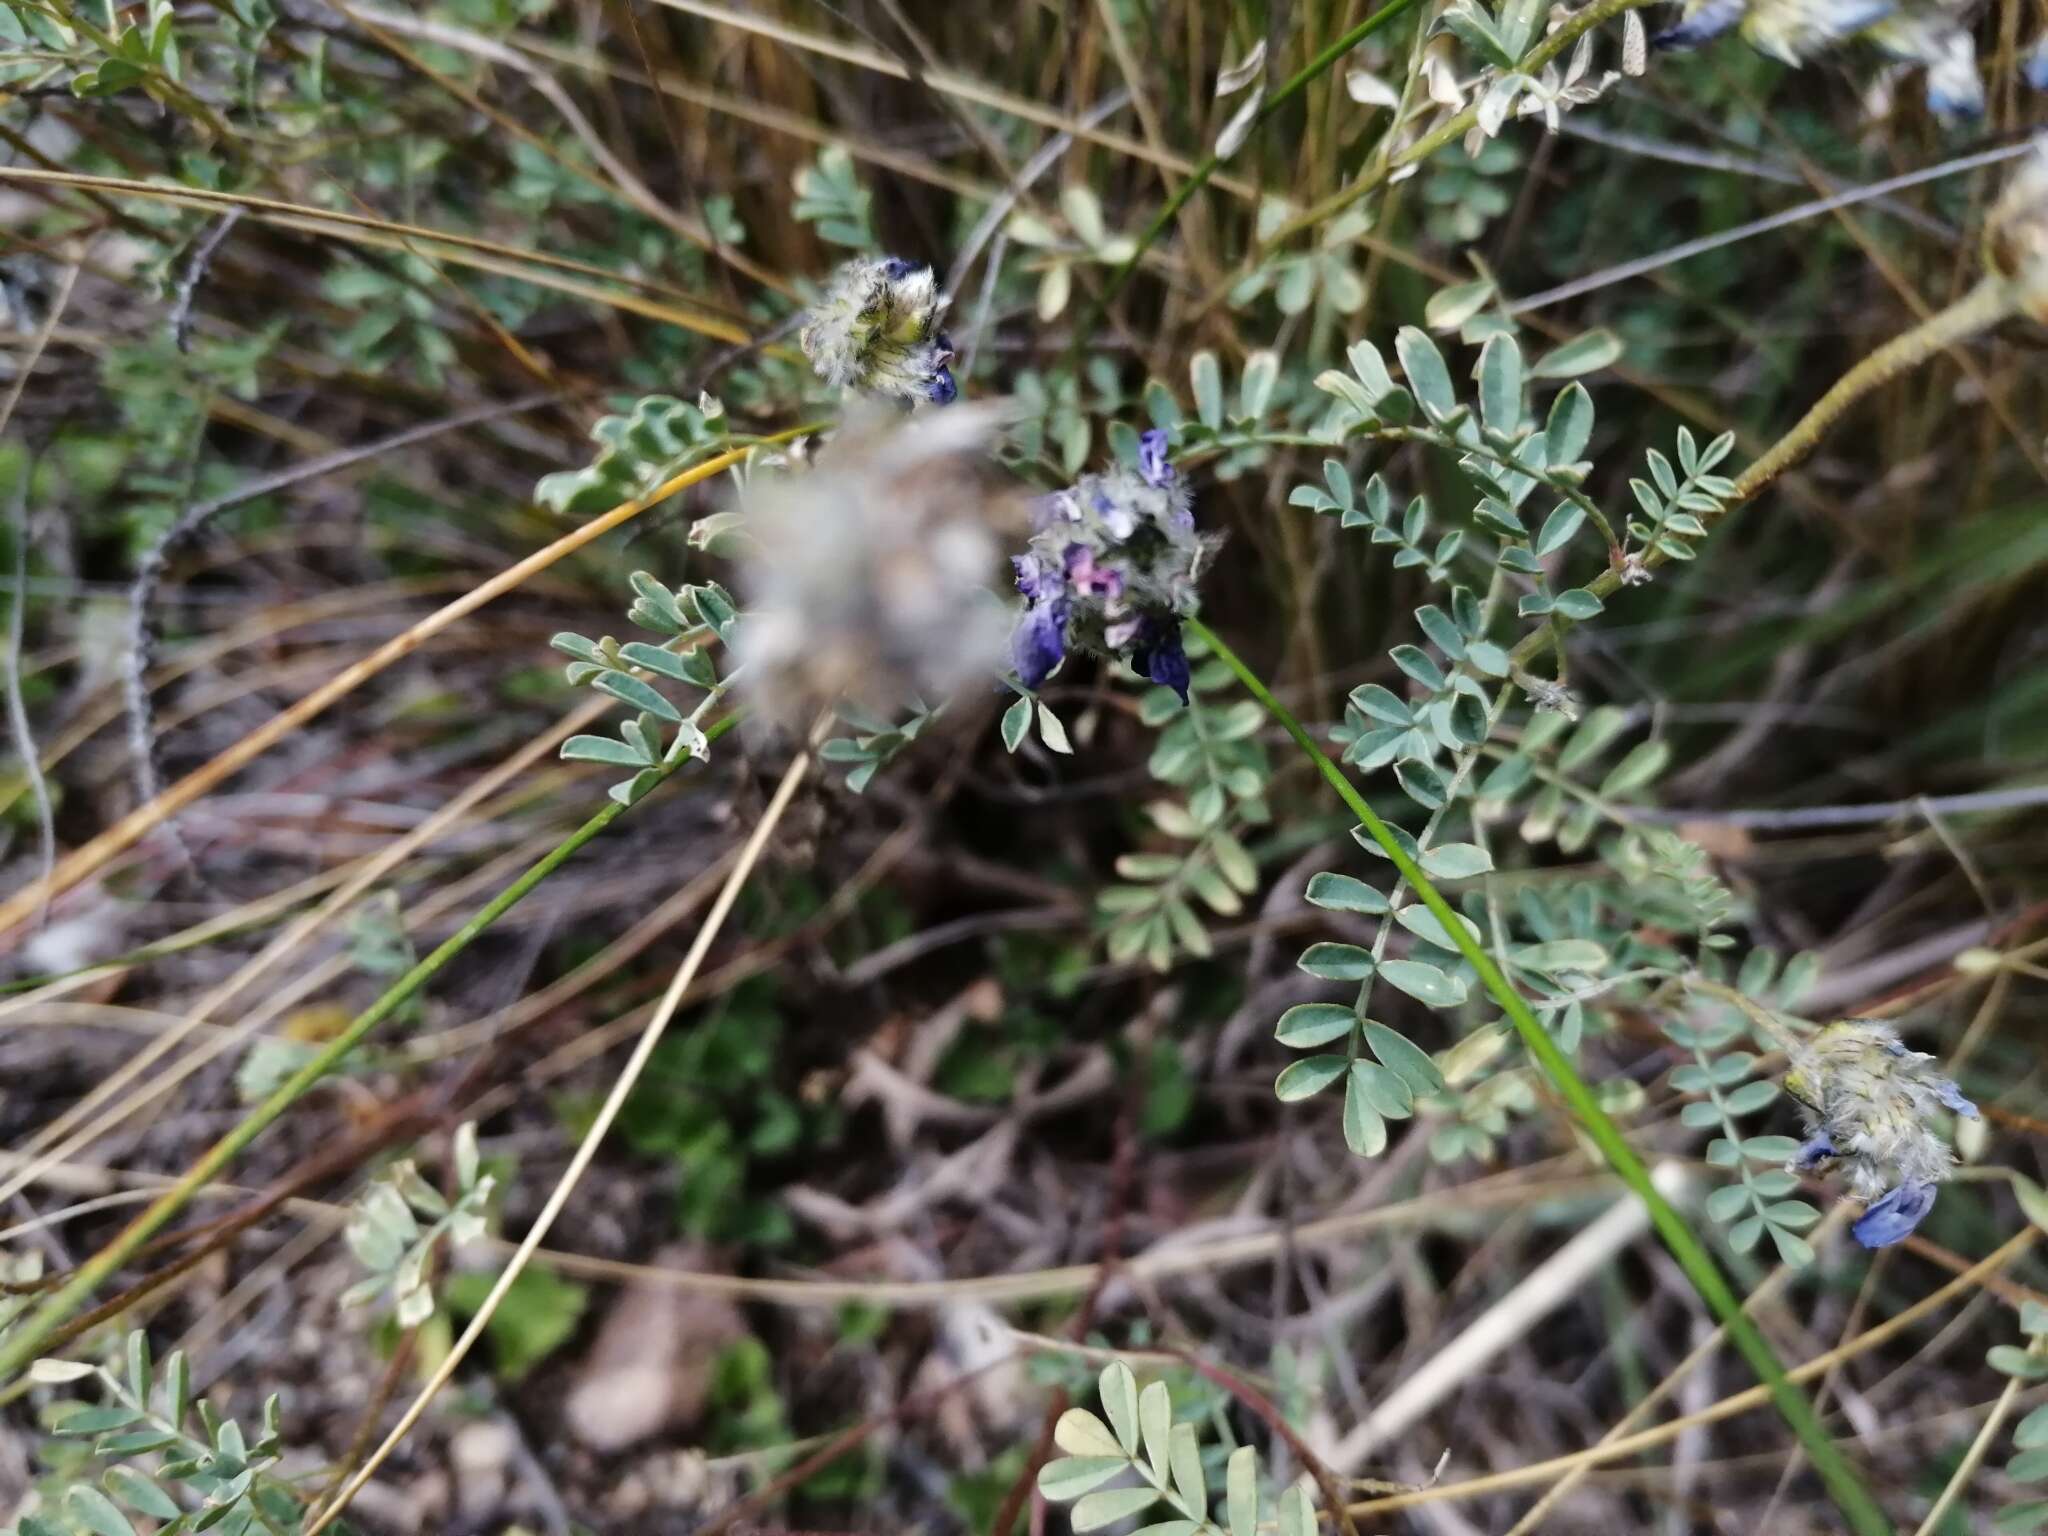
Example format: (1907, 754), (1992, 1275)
(1073, 1487), (1162, 1531)
(1099, 1362), (1140, 1456)
(1395, 326), (1457, 421)
(1379, 959), (1467, 1008)
(1038, 1458), (1130, 1501)
(1365, 1022), (1445, 1095)
(1305, 873), (1390, 913)
(1275, 1055), (1348, 1101)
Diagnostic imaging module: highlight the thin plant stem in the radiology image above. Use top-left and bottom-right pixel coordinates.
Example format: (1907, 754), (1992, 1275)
(1502, 1204), (1859, 1534)
(0, 715), (738, 1381)
(0, 168), (749, 331)
(1184, 614), (1893, 1536)
(1347, 1228), (2036, 1519)
(1729, 276), (2016, 499)
(0, 693), (616, 1215)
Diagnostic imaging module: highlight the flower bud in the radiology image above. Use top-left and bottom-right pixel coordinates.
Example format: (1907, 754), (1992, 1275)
(798, 256), (958, 406)
(1780, 1020), (1977, 1248)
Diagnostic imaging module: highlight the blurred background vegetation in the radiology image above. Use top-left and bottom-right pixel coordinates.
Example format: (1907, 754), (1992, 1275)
(0, 0), (2045, 1532)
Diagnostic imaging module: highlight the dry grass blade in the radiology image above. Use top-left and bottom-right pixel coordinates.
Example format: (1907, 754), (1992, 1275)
(10, 8), (2044, 1531)
(0, 167), (750, 327)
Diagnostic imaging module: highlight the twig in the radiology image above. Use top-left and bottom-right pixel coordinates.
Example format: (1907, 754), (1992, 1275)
(3, 469), (51, 916)
(0, 167), (750, 333)
(117, 389), (564, 897)
(1502, 1205), (1859, 1534)
(1222, 0), (1656, 289)
(167, 208), (241, 351)
(1509, 140), (2038, 313)
(946, 89), (1134, 297)
(1345, 1230), (2036, 1520)
(0, 677), (611, 1218)
(646, 0), (1258, 200)
(1082, 0), (1431, 335)
(1504, 275), (2020, 680)
(1326, 1161), (1694, 1469)
(1639, 782), (2048, 831)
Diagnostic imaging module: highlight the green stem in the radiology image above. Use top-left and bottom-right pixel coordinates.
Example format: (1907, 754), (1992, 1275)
(1082, 0), (1430, 327)
(1184, 615), (1891, 1536)
(0, 713), (739, 1381)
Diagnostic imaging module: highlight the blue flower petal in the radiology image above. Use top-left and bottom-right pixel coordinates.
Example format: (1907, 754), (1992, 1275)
(1012, 601), (1067, 691)
(1852, 1181), (1937, 1249)
(1138, 429), (1174, 488)
(1791, 1132), (1837, 1173)
(925, 365), (958, 406)
(1011, 553), (1062, 603)
(1131, 618), (1191, 705)
(1934, 1077), (1979, 1118)
(1652, 0), (1745, 49)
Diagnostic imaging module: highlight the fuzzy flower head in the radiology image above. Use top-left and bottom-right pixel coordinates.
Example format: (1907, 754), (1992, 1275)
(1009, 431), (1217, 703)
(798, 256), (958, 406)
(1781, 1020), (1978, 1249)
(1657, 0), (1887, 64)
(731, 402), (1016, 723)
(1656, 0), (1990, 117)
(1987, 136), (2048, 323)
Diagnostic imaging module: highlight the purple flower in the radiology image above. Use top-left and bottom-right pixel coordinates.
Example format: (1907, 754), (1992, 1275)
(1012, 553), (1062, 603)
(1138, 429), (1173, 489)
(1063, 544), (1123, 598)
(924, 333), (959, 405)
(1852, 1181), (1937, 1249)
(1004, 450), (1210, 705)
(1130, 617), (1190, 704)
(1012, 600), (1068, 690)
